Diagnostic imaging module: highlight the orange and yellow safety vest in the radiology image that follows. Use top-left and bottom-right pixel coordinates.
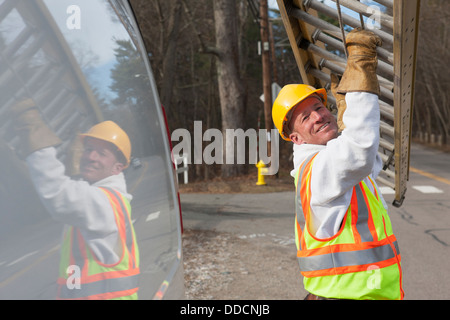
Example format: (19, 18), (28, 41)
(295, 153), (404, 300)
(57, 187), (140, 300)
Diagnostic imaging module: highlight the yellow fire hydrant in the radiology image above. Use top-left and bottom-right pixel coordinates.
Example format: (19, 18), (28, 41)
(256, 160), (268, 186)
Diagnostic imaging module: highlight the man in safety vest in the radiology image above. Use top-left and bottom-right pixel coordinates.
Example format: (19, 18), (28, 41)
(13, 101), (140, 300)
(272, 29), (403, 300)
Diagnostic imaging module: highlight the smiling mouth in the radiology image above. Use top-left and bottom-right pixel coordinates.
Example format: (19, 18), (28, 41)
(81, 164), (98, 172)
(317, 122), (329, 133)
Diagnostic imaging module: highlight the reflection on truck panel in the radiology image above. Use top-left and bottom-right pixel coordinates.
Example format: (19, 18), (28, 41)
(0, 0), (184, 299)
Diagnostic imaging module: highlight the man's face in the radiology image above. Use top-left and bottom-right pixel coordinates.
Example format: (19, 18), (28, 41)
(288, 96), (338, 145)
(80, 137), (124, 184)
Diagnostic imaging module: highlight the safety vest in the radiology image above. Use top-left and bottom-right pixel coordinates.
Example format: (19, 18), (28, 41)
(295, 153), (404, 300)
(57, 187), (140, 300)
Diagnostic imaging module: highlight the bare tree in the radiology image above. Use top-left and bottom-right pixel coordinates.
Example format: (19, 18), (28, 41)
(129, 0), (183, 111)
(212, 0), (246, 177)
(182, 0), (248, 177)
(130, 1), (301, 180)
(413, 0), (450, 146)
(159, 1), (183, 110)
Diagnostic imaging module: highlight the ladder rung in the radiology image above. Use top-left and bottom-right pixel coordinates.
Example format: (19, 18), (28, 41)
(330, 0), (394, 30)
(0, 0), (15, 23)
(306, 64), (395, 115)
(306, 64), (329, 82)
(376, 175), (395, 189)
(310, 31), (394, 77)
(384, 168), (396, 178)
(33, 67), (66, 99)
(378, 151), (389, 163)
(27, 64), (57, 93)
(54, 99), (80, 137)
(10, 33), (46, 71)
(41, 88), (68, 117)
(380, 101), (394, 121)
(298, 1), (393, 46)
(374, 0), (393, 9)
(380, 121), (394, 138)
(311, 58), (393, 101)
(2, 25), (35, 59)
(312, 29), (393, 65)
(380, 137), (394, 152)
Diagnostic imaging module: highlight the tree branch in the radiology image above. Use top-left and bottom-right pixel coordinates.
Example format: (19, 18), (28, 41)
(181, 0), (221, 57)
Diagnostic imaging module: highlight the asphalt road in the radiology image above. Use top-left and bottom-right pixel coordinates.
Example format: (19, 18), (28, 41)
(181, 142), (450, 300)
(387, 143), (450, 299)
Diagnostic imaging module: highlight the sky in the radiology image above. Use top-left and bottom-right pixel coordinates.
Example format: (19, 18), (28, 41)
(42, 0), (134, 101)
(43, 0), (130, 67)
(269, 0), (278, 9)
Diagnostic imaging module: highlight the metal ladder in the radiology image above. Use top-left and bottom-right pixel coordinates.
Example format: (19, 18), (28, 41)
(0, 0), (101, 161)
(277, 0), (421, 207)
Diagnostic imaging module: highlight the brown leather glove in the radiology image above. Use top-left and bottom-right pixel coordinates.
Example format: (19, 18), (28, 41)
(337, 28), (382, 96)
(12, 98), (61, 157)
(330, 73), (346, 132)
(64, 134), (83, 177)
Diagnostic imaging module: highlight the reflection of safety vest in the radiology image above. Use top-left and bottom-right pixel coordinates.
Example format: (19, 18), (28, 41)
(295, 153), (404, 300)
(57, 187), (140, 300)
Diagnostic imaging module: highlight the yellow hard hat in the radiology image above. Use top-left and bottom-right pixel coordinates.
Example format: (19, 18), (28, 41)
(80, 121), (131, 167)
(272, 84), (327, 141)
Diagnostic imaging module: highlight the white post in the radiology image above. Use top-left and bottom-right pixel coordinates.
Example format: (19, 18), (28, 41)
(174, 154), (188, 184)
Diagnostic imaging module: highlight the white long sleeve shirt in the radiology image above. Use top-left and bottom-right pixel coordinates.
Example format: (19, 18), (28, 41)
(26, 147), (132, 265)
(291, 92), (387, 239)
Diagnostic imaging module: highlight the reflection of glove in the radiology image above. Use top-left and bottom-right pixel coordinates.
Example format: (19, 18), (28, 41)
(337, 28), (382, 96)
(64, 135), (83, 177)
(330, 74), (346, 132)
(12, 98), (61, 157)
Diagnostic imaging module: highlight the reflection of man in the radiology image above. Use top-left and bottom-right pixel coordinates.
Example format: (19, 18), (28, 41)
(272, 29), (403, 300)
(13, 99), (140, 300)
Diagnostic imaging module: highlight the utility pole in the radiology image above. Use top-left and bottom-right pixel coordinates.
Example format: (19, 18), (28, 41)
(269, 20), (278, 84)
(259, 0), (272, 156)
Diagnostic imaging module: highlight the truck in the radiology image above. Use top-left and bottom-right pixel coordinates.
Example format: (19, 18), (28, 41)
(0, 0), (184, 299)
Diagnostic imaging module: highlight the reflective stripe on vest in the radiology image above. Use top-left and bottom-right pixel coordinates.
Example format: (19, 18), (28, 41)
(57, 187), (140, 300)
(58, 270), (140, 300)
(298, 240), (400, 272)
(295, 152), (404, 299)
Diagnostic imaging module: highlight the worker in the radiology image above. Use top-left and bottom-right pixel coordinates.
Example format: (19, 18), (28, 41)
(12, 100), (140, 300)
(272, 28), (403, 300)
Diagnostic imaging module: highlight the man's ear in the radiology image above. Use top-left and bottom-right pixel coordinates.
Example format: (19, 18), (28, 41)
(289, 132), (305, 145)
(111, 162), (125, 175)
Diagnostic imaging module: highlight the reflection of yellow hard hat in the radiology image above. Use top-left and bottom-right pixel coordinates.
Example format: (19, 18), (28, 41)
(80, 121), (131, 167)
(272, 84), (327, 141)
